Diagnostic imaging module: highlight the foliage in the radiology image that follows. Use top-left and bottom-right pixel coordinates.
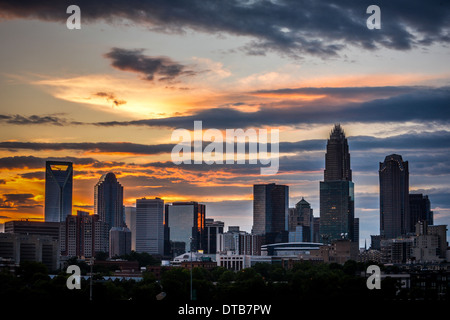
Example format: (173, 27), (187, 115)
(118, 251), (161, 267)
(0, 259), (447, 302)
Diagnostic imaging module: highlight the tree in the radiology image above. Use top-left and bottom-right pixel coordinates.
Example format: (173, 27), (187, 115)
(95, 251), (109, 261)
(218, 270), (235, 283)
(17, 261), (48, 283)
(120, 251), (161, 267)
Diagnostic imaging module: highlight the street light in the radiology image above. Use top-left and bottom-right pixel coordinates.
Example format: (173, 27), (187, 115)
(189, 237), (193, 301)
(89, 256), (94, 301)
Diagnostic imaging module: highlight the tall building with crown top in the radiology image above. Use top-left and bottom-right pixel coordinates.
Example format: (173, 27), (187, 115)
(319, 125), (355, 244)
(94, 172), (124, 230)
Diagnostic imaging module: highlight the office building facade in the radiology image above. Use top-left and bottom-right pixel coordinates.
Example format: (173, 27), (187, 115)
(320, 125), (355, 244)
(204, 218), (224, 254)
(289, 198), (314, 242)
(94, 172), (124, 230)
(409, 194), (433, 230)
(380, 238), (413, 264)
(379, 154), (410, 239)
(353, 217), (359, 245)
(218, 226), (262, 255)
(109, 227), (132, 258)
(124, 206), (137, 251)
(44, 160), (73, 222)
(165, 201), (205, 254)
(61, 211), (109, 258)
(0, 233), (60, 271)
(313, 217), (321, 243)
(253, 183), (289, 245)
(4, 220), (60, 242)
(136, 198), (165, 255)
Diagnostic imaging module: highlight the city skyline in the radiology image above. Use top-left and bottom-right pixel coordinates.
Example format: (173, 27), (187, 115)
(0, 135), (447, 248)
(1, 1), (450, 249)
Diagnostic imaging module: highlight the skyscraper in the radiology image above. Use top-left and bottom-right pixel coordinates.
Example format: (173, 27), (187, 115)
(204, 218), (224, 254)
(109, 227), (132, 258)
(288, 198), (314, 242)
(61, 210), (108, 258)
(409, 194), (433, 229)
(136, 198), (164, 255)
(313, 217), (321, 243)
(320, 125), (355, 243)
(45, 160), (73, 222)
(94, 172), (124, 229)
(252, 183), (289, 244)
(379, 154), (409, 239)
(124, 206), (137, 251)
(427, 224), (448, 259)
(324, 124), (352, 182)
(165, 201), (205, 254)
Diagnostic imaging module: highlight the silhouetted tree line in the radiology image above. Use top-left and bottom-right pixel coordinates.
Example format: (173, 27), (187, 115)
(0, 258), (447, 302)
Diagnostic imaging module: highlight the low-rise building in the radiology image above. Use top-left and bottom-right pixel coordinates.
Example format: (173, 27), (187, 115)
(0, 232), (59, 271)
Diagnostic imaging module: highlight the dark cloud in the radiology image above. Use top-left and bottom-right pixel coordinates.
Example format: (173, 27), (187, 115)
(0, 114), (69, 126)
(1, 130), (450, 174)
(18, 171), (45, 180)
(0, 193), (42, 209)
(0, 141), (173, 155)
(140, 160), (263, 175)
(121, 173), (252, 200)
(0, 155), (119, 169)
(94, 86), (450, 129)
(74, 204), (94, 210)
(1, 87), (448, 129)
(404, 153), (450, 176)
(0, 1), (448, 58)
(3, 193), (34, 202)
(104, 48), (197, 82)
(89, 161), (126, 168)
(0, 156), (46, 169)
(252, 86), (422, 100)
(94, 92), (126, 107)
(350, 131), (450, 151)
(133, 130), (450, 178)
(281, 131), (450, 154)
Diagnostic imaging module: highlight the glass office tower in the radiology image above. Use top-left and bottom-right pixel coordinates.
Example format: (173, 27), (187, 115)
(204, 218), (224, 254)
(379, 154), (409, 239)
(253, 183), (289, 244)
(319, 125), (355, 244)
(94, 172), (124, 229)
(135, 198), (164, 255)
(44, 160), (73, 222)
(166, 201), (205, 253)
(288, 197), (314, 242)
(409, 194), (433, 231)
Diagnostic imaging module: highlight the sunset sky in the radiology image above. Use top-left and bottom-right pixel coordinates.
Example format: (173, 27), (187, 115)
(1, 1), (449, 246)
